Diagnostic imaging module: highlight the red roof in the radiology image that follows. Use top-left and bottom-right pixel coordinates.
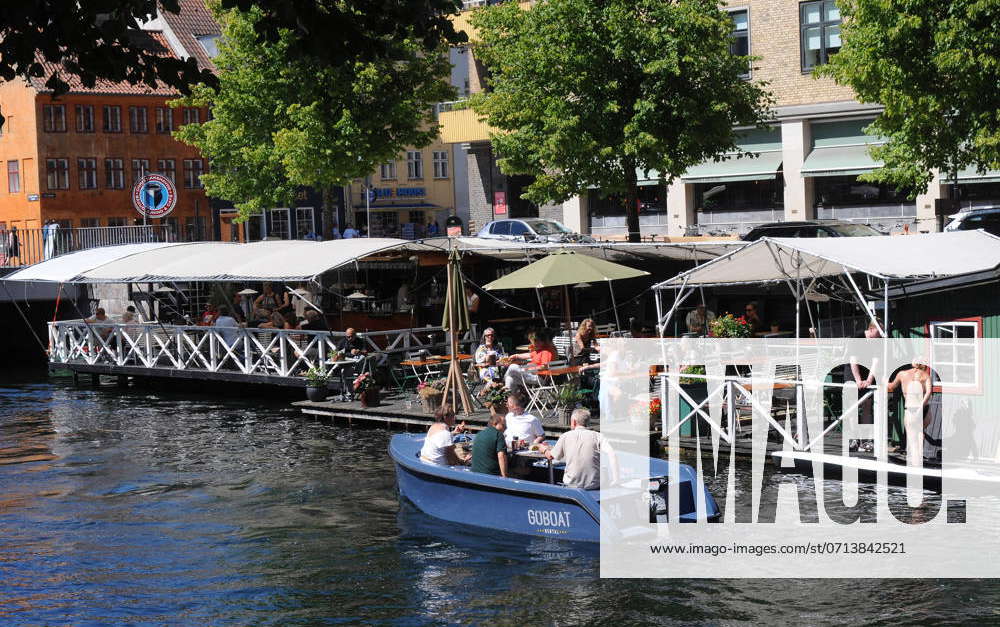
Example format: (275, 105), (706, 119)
(159, 0), (221, 73)
(28, 31), (182, 97)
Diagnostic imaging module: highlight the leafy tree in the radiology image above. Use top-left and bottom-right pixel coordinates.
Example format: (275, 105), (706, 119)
(469, 0), (772, 242)
(820, 1), (1000, 196)
(173, 5), (454, 233)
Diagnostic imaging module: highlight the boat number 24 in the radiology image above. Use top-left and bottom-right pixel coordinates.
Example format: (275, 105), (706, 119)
(528, 509), (571, 528)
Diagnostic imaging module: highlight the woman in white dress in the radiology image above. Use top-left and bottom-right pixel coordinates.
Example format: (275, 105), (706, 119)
(888, 357), (932, 467)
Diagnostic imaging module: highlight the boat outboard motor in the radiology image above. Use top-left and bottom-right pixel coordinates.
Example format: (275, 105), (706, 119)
(648, 475), (670, 523)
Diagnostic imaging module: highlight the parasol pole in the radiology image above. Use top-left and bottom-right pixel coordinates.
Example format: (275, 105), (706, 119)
(563, 284), (571, 333)
(608, 279), (621, 331)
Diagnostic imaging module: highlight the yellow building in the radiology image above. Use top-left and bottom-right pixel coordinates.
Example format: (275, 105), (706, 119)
(349, 138), (460, 238)
(439, 0), (993, 239)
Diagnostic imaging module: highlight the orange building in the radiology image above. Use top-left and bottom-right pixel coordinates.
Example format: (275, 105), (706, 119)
(0, 25), (216, 240)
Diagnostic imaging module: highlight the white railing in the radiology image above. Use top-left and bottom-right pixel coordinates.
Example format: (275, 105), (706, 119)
(48, 320), (477, 380)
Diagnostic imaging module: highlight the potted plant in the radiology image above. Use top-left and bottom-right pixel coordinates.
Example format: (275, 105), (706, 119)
(554, 383), (584, 425)
(417, 378), (447, 414)
(353, 372), (380, 408)
(708, 313), (752, 338)
(303, 367), (331, 402)
(480, 382), (509, 419)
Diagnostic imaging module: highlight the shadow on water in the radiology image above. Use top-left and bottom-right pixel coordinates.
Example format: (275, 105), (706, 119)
(0, 370), (998, 625)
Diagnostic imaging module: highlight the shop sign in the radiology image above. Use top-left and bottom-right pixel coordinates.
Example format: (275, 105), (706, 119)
(132, 173), (177, 219)
(494, 191), (507, 216)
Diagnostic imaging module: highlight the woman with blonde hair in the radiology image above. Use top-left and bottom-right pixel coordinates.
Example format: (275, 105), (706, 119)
(419, 404), (469, 466)
(572, 318), (600, 365)
(888, 356), (932, 466)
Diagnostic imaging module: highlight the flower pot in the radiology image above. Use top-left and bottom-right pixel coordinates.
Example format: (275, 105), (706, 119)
(359, 387), (381, 408)
(306, 385), (328, 402)
(420, 392), (443, 414)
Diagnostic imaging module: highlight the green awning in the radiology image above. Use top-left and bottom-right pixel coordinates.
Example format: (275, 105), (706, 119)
(939, 166), (1000, 185)
(680, 151), (783, 184)
(801, 144), (883, 178)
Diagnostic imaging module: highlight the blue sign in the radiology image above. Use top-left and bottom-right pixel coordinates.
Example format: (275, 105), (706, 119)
(132, 173), (177, 218)
(396, 187), (426, 198)
(367, 188), (377, 202)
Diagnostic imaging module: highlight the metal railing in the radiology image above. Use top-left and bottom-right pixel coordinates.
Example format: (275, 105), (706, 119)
(2, 225), (178, 267)
(48, 321), (478, 381)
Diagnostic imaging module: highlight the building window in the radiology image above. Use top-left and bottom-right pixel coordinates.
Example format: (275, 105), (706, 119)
(75, 105), (94, 133)
(156, 107), (174, 133)
(432, 151), (449, 179)
(406, 151), (423, 179)
(43, 104), (66, 132)
(129, 106), (148, 133)
(131, 158), (150, 183)
(107, 217), (127, 227)
(801, 0), (841, 71)
(197, 34), (220, 58)
(270, 208), (290, 239)
(182, 108), (201, 125)
(184, 216), (207, 241)
(183, 159), (204, 188)
(730, 9), (750, 77)
(46, 158), (70, 190)
(80, 218), (100, 228)
(78, 158), (98, 189)
(380, 161), (397, 180)
(103, 105), (122, 132)
(813, 175), (909, 207)
(7, 160), (20, 193)
(104, 158), (125, 189)
(158, 159), (176, 183)
(930, 320), (980, 390)
(296, 207), (315, 239)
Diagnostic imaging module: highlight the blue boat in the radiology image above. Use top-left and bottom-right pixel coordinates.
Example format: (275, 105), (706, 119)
(390, 433), (719, 543)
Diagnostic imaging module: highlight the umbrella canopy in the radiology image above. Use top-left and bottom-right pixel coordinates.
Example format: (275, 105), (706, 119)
(482, 250), (649, 290)
(441, 247), (471, 333)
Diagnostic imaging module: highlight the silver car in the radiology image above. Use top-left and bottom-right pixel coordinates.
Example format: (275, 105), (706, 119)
(475, 218), (594, 243)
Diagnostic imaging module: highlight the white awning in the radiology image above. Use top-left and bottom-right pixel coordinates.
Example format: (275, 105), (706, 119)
(439, 237), (744, 263)
(2, 243), (189, 283)
(77, 238), (431, 283)
(653, 231), (1000, 288)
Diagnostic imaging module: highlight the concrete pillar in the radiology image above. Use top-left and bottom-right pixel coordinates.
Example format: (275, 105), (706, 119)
(915, 169), (946, 233)
(562, 194), (589, 234)
(782, 120), (814, 221)
(666, 178), (695, 237)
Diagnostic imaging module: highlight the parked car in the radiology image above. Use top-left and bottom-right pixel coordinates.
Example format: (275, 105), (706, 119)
(944, 207), (1000, 237)
(742, 220), (884, 241)
(476, 218), (595, 243)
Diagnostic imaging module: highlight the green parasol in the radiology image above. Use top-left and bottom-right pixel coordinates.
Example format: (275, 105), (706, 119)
(483, 250), (649, 330)
(440, 246), (473, 415)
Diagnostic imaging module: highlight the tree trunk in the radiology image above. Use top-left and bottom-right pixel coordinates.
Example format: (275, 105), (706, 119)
(321, 185), (336, 239)
(624, 163), (641, 243)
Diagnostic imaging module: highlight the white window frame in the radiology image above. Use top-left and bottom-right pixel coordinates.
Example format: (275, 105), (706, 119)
(296, 207), (315, 239)
(929, 320), (980, 390)
(380, 161), (397, 180)
(183, 159), (204, 189)
(156, 107), (174, 133)
(432, 150), (449, 179)
(78, 158), (97, 190)
(75, 105), (94, 132)
(270, 208), (291, 239)
(406, 151), (423, 179)
(157, 159), (176, 183)
(105, 158), (125, 189)
(103, 105), (122, 132)
(43, 104), (66, 132)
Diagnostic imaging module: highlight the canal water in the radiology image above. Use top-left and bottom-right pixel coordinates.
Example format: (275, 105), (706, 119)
(1, 370), (997, 625)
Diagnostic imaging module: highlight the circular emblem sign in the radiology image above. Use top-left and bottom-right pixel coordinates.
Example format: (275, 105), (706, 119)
(132, 173), (177, 219)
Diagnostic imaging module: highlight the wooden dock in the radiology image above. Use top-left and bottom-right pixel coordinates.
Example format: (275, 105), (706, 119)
(294, 391), (576, 437)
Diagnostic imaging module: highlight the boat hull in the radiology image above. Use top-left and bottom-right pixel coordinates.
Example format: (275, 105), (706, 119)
(391, 434), (717, 543)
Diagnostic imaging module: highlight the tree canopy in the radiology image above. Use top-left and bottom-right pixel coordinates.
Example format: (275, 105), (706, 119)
(0, 0), (463, 101)
(469, 0), (772, 241)
(173, 5), (454, 225)
(820, 0), (1000, 196)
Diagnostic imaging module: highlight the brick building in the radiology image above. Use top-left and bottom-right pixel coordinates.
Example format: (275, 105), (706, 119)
(0, 28), (213, 240)
(440, 0), (1000, 239)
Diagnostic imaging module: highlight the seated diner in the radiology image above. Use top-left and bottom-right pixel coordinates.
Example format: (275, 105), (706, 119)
(419, 404), (469, 466)
(504, 328), (557, 391)
(504, 391), (545, 449)
(471, 412), (508, 477)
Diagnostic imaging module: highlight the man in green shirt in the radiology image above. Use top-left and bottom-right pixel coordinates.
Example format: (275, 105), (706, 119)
(471, 413), (509, 477)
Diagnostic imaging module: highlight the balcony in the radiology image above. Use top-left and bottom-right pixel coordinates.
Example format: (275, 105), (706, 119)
(437, 102), (493, 144)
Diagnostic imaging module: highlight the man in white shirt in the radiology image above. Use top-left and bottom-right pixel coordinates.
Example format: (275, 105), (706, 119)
(544, 408), (617, 490)
(504, 391), (544, 448)
(685, 303), (715, 335)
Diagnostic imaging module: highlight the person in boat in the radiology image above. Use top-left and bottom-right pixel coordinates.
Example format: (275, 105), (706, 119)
(474, 327), (507, 378)
(471, 411), (508, 478)
(419, 404), (470, 466)
(887, 356), (932, 467)
(504, 391), (545, 448)
(504, 329), (557, 392)
(543, 408), (618, 490)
